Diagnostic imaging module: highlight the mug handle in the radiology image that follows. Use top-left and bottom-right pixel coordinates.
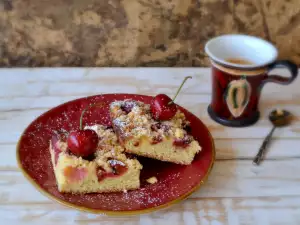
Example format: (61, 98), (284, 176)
(264, 60), (298, 85)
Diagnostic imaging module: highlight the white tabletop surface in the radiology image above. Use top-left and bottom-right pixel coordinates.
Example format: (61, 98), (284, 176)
(0, 68), (300, 225)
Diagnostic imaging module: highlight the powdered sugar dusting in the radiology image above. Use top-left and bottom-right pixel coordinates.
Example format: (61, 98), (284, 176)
(18, 94), (213, 212)
(110, 99), (199, 149)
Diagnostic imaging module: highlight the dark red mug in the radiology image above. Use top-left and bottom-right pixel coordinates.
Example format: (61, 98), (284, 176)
(205, 35), (298, 127)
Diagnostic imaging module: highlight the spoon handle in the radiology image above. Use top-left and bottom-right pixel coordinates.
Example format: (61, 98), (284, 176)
(253, 126), (276, 165)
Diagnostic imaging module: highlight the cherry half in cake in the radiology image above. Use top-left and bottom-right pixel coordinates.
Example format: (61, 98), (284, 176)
(96, 159), (128, 182)
(110, 99), (201, 165)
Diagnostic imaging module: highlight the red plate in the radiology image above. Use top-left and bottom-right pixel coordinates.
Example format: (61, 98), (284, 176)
(17, 94), (215, 215)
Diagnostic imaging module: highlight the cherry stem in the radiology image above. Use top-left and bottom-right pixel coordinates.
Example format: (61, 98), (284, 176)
(79, 102), (105, 130)
(169, 76), (192, 105)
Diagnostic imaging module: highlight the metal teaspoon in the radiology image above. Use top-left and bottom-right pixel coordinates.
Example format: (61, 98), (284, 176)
(253, 109), (293, 165)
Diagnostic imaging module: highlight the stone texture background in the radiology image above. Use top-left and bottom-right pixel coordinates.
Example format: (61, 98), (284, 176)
(0, 0), (299, 67)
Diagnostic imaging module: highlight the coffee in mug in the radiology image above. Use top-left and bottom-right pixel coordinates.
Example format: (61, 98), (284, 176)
(205, 34), (298, 127)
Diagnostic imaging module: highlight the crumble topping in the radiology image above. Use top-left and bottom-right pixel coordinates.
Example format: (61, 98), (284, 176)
(83, 124), (133, 173)
(110, 99), (193, 145)
(52, 124), (142, 175)
(85, 124), (119, 147)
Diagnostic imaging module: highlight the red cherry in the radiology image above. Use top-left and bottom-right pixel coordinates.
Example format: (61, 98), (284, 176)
(96, 160), (128, 182)
(109, 160), (128, 175)
(67, 129), (98, 157)
(151, 134), (163, 145)
(120, 101), (135, 114)
(65, 103), (105, 157)
(173, 135), (192, 148)
(151, 76), (192, 120)
(151, 122), (170, 132)
(151, 94), (177, 120)
(96, 167), (107, 182)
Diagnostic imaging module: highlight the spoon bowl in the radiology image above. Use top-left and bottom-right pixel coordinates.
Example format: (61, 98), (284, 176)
(269, 109), (293, 127)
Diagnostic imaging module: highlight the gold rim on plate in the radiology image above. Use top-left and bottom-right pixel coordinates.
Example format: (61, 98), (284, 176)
(16, 98), (216, 216)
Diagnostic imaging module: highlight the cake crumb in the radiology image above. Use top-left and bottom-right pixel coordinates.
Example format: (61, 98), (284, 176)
(146, 176), (158, 184)
(123, 189), (128, 193)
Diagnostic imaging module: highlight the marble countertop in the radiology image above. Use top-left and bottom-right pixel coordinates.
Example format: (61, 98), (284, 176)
(0, 0), (300, 67)
(1, 68), (300, 224)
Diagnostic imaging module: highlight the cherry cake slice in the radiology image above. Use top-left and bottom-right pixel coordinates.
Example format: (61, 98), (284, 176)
(49, 125), (142, 194)
(110, 100), (201, 165)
